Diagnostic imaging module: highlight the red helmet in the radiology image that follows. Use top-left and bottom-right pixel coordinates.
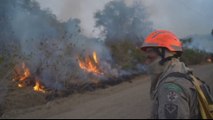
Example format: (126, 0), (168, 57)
(141, 30), (182, 52)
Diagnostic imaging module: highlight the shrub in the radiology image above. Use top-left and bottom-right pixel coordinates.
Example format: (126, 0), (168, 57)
(106, 40), (146, 69)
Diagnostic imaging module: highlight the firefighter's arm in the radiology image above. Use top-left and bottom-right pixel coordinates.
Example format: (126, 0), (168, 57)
(157, 82), (190, 119)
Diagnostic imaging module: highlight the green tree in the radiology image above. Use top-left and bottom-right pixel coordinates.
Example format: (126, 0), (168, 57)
(95, 0), (153, 43)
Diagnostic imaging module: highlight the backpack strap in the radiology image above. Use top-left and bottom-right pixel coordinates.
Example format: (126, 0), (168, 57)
(164, 72), (213, 119)
(163, 72), (213, 104)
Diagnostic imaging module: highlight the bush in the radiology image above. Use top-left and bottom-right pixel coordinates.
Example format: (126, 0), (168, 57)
(107, 40), (211, 68)
(181, 48), (210, 65)
(180, 37), (213, 65)
(106, 40), (146, 69)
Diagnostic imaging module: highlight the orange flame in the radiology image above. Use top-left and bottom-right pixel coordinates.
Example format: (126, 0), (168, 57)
(13, 62), (46, 94)
(15, 62), (31, 88)
(33, 81), (46, 93)
(20, 62), (31, 81)
(93, 52), (98, 63)
(78, 51), (103, 75)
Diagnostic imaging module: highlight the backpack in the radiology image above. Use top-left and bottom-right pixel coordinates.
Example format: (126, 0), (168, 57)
(165, 72), (213, 119)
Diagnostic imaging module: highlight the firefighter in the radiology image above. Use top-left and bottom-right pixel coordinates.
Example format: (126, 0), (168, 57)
(140, 30), (201, 119)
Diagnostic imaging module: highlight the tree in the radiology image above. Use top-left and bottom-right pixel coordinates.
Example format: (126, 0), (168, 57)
(95, 0), (153, 43)
(180, 38), (193, 47)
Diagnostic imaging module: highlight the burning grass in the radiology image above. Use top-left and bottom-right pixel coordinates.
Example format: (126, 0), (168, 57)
(78, 51), (103, 75)
(12, 62), (46, 94)
(34, 80), (46, 94)
(0, 50), (145, 117)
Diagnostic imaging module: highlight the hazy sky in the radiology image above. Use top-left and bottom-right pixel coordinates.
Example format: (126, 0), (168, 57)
(36, 0), (213, 38)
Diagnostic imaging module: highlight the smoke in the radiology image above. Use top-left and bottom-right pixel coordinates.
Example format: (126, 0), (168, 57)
(7, 0), (209, 92)
(143, 0), (213, 38)
(1, 0), (122, 91)
(1, 0), (211, 90)
(0, 0), (84, 90)
(36, 0), (112, 38)
(188, 34), (213, 53)
(1, 0), (212, 114)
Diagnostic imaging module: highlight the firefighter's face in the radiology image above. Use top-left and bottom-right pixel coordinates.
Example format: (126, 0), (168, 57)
(144, 48), (159, 65)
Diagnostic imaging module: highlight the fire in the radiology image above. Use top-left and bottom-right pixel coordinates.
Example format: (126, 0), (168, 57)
(93, 52), (98, 63)
(78, 51), (103, 75)
(13, 62), (46, 93)
(14, 62), (31, 88)
(20, 62), (31, 81)
(33, 80), (46, 93)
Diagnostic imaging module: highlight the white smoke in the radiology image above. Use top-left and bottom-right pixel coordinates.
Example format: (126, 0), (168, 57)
(36, 0), (112, 38)
(189, 34), (213, 53)
(4, 0), (93, 90)
(1, 0), (148, 92)
(137, 0), (213, 38)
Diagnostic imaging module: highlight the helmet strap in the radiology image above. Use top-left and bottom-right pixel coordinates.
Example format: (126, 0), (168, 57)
(154, 48), (165, 59)
(156, 48), (182, 65)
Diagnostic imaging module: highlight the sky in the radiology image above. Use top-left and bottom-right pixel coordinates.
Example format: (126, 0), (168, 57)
(36, 0), (213, 38)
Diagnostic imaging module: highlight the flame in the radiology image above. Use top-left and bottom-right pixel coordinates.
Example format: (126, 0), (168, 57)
(14, 62), (31, 88)
(93, 52), (98, 63)
(20, 62), (31, 81)
(78, 51), (103, 75)
(33, 80), (46, 93)
(13, 62), (46, 93)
